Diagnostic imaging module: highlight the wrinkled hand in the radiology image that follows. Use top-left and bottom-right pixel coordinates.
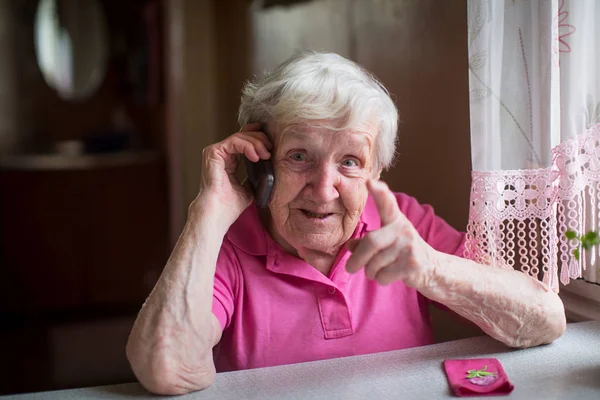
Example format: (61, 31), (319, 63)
(194, 123), (272, 225)
(345, 180), (437, 288)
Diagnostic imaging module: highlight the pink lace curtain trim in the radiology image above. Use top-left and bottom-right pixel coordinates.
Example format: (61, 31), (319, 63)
(465, 123), (600, 292)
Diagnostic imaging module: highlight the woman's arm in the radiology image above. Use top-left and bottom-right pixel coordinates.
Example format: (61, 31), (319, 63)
(126, 198), (228, 395)
(126, 124), (272, 394)
(346, 179), (566, 348)
(418, 251), (566, 348)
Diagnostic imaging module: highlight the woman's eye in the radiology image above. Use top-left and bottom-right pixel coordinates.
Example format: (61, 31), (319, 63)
(341, 158), (359, 167)
(290, 153), (306, 162)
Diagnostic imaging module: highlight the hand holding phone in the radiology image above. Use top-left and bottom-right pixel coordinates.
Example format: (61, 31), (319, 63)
(197, 123), (273, 226)
(243, 123), (275, 208)
(244, 156), (274, 208)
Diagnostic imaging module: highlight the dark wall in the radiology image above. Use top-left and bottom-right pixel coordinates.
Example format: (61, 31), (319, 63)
(250, 0), (472, 231)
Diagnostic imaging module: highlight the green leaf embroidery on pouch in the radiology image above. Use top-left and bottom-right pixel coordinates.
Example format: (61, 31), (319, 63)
(465, 366), (497, 379)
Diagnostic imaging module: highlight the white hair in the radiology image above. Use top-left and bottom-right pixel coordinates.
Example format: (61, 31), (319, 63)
(238, 51), (399, 171)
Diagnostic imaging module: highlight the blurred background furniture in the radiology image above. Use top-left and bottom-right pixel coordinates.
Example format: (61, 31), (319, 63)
(0, 0), (476, 395)
(0, 0), (169, 394)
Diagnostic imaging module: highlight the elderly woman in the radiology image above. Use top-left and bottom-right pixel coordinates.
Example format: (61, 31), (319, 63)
(126, 51), (566, 395)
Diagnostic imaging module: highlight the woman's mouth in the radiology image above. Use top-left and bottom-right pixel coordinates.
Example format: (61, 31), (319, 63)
(301, 209), (333, 219)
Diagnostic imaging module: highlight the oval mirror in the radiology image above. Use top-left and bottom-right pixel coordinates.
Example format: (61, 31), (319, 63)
(34, 0), (109, 101)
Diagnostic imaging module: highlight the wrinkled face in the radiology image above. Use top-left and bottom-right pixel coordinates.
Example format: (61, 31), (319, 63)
(267, 122), (379, 256)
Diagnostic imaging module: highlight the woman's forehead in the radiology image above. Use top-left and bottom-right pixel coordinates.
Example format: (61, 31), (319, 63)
(274, 122), (377, 147)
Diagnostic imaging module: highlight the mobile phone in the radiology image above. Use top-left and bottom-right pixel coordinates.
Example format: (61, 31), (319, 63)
(244, 156), (274, 208)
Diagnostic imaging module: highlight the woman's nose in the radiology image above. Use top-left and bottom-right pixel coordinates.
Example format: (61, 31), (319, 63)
(304, 163), (340, 204)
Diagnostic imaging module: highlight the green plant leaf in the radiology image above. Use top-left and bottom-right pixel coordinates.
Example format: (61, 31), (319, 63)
(585, 231), (600, 245)
(573, 248), (580, 260)
(584, 231), (599, 240)
(565, 230), (578, 240)
(582, 241), (592, 250)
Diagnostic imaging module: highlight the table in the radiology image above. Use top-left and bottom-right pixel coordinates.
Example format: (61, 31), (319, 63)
(4, 321), (600, 400)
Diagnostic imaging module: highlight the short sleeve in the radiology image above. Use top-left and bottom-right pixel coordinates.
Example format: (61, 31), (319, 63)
(212, 239), (240, 331)
(395, 193), (466, 258)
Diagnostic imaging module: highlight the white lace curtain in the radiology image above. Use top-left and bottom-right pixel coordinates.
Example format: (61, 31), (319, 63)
(466, 0), (600, 291)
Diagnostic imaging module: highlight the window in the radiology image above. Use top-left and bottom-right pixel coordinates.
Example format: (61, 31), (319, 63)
(559, 279), (600, 322)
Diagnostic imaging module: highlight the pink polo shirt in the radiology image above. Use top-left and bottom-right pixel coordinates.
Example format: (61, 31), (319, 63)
(211, 192), (466, 372)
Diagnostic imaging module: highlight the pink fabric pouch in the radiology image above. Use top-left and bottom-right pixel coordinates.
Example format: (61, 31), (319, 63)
(443, 358), (514, 397)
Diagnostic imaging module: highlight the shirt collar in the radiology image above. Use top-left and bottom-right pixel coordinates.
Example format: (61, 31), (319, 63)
(225, 204), (268, 256)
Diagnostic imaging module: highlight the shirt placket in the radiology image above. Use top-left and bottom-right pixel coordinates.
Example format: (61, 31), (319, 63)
(317, 249), (353, 339)
(265, 221), (367, 340)
(317, 221), (367, 339)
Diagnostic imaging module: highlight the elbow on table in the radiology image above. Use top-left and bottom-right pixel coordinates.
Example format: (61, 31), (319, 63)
(509, 297), (567, 349)
(139, 368), (216, 396)
(126, 345), (216, 395)
(541, 298), (567, 344)
(536, 293), (567, 345)
(134, 361), (216, 395)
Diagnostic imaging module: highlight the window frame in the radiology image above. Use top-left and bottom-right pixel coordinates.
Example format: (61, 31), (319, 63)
(559, 279), (600, 321)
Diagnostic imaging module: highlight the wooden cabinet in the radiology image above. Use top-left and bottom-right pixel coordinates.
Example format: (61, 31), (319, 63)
(0, 155), (169, 315)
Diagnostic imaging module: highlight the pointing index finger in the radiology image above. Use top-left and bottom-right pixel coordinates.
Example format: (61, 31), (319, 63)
(367, 179), (401, 226)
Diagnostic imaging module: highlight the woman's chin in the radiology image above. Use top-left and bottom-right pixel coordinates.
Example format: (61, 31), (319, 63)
(286, 231), (346, 255)
(271, 214), (353, 255)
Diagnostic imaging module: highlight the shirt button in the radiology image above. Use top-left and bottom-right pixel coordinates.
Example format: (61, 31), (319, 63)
(328, 287), (336, 295)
